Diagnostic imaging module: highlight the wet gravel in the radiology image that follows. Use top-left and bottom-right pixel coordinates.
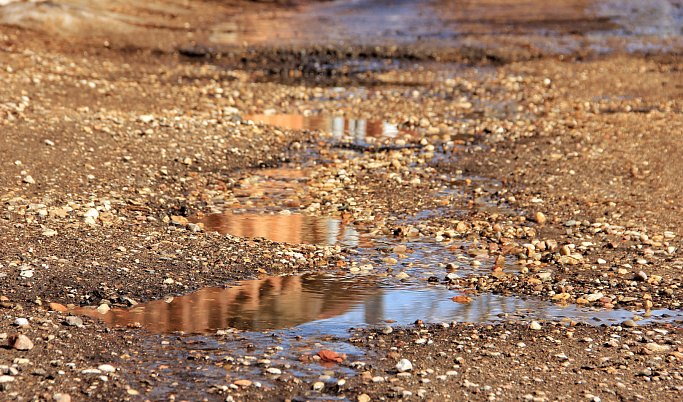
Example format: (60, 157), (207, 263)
(1, 0), (683, 400)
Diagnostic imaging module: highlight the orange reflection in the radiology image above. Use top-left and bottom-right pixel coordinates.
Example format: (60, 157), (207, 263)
(190, 213), (356, 246)
(74, 275), (379, 333)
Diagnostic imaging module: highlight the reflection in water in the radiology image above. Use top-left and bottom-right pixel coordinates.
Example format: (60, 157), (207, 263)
(75, 274), (381, 333)
(245, 114), (413, 144)
(75, 273), (683, 336)
(190, 213), (360, 247)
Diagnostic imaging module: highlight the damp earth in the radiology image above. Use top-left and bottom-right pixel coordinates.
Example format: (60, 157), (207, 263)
(1, 0), (683, 401)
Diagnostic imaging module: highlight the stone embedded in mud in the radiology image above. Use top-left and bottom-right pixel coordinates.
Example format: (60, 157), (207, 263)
(10, 334), (34, 350)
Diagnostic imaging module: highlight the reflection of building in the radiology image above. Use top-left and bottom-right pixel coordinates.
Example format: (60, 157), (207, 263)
(74, 274), (384, 333)
(191, 213), (360, 247)
(244, 114), (411, 143)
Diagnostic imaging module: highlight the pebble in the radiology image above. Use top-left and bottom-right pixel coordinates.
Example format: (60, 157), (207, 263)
(357, 394), (371, 402)
(266, 367), (281, 375)
(533, 212), (546, 224)
(23, 175), (35, 184)
(98, 364), (116, 373)
(13, 318), (29, 327)
(64, 316), (83, 327)
(529, 321), (542, 330)
(395, 272), (410, 280)
(10, 334), (34, 350)
(635, 271), (648, 281)
(396, 359), (413, 372)
(0, 375), (15, 383)
(382, 326), (393, 334)
(645, 342), (670, 353)
(312, 381), (325, 391)
(622, 319), (638, 327)
(53, 394), (71, 402)
(97, 304), (110, 314)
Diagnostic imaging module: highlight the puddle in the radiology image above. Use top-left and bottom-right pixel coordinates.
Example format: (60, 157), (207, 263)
(189, 213), (362, 247)
(77, 272), (683, 336)
(245, 114), (415, 145)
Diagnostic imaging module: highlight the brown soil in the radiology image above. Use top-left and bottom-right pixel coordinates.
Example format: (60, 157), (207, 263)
(1, 0), (682, 401)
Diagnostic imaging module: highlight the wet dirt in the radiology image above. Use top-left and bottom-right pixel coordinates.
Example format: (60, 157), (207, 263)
(1, 0), (683, 401)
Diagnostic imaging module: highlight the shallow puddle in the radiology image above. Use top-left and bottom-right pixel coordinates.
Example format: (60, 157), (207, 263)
(189, 213), (362, 247)
(77, 272), (683, 336)
(245, 114), (415, 145)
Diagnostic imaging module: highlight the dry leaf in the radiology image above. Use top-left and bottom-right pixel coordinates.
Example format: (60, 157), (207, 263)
(317, 349), (343, 363)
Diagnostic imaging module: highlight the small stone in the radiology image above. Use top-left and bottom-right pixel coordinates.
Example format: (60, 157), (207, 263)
(396, 359), (413, 372)
(53, 393), (71, 402)
(357, 394), (371, 402)
(645, 343), (670, 353)
(233, 379), (252, 387)
(23, 175), (35, 184)
(382, 326), (393, 335)
(41, 228), (58, 237)
(529, 321), (542, 330)
(97, 304), (110, 314)
(0, 375), (15, 383)
(635, 271), (648, 281)
(163, 278), (175, 285)
(10, 334), (34, 350)
(265, 367), (281, 375)
(13, 318), (29, 327)
(64, 316), (83, 327)
(98, 364), (116, 373)
(586, 293), (604, 302)
(622, 319), (637, 328)
(312, 381), (325, 391)
(560, 245), (571, 256)
(533, 212), (546, 224)
(395, 272), (410, 280)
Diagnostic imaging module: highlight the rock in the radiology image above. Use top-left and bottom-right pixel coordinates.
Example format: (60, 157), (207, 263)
(83, 208), (99, 219)
(0, 375), (15, 383)
(622, 319), (638, 327)
(13, 318), (29, 327)
(64, 316), (83, 327)
(533, 212), (546, 224)
(42, 228), (58, 237)
(265, 367), (281, 375)
(23, 175), (35, 184)
(312, 381), (325, 391)
(382, 326), (393, 335)
(635, 271), (648, 281)
(585, 293), (604, 302)
(233, 379), (252, 387)
(396, 359), (413, 372)
(98, 364), (116, 373)
(395, 272), (410, 280)
(529, 321), (542, 330)
(560, 245), (571, 256)
(49, 302), (68, 312)
(10, 334), (34, 350)
(81, 368), (102, 374)
(357, 394), (371, 402)
(53, 393), (71, 402)
(97, 304), (110, 314)
(645, 342), (670, 353)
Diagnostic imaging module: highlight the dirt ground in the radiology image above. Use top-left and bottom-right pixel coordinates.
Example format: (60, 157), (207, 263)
(1, 0), (683, 401)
